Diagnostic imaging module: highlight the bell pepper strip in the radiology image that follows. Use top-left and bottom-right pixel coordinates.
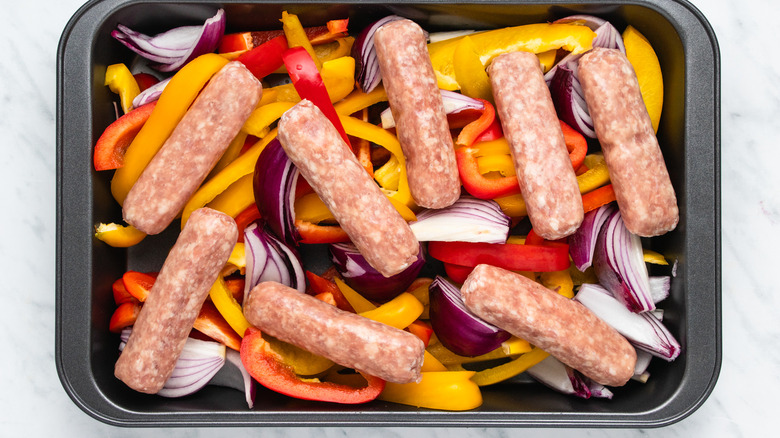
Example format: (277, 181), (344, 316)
(296, 190), (416, 224)
(494, 193), (527, 218)
(181, 128), (277, 227)
(315, 292), (338, 306)
(453, 36), (493, 102)
(421, 351), (449, 372)
(427, 336), (532, 366)
(224, 277), (246, 304)
(270, 36), (355, 75)
(295, 220), (351, 244)
(407, 320), (434, 347)
(93, 101), (157, 171)
(305, 271), (355, 313)
(234, 204), (261, 243)
(405, 277), (432, 319)
(209, 275), (251, 338)
(222, 242), (247, 277)
(561, 120), (587, 170)
(456, 146), (521, 199)
(259, 56), (356, 107)
(473, 118), (503, 143)
(133, 73), (159, 92)
(104, 63), (140, 114)
(358, 293), (424, 330)
(263, 333), (335, 376)
(241, 327), (384, 403)
(206, 174), (255, 221)
(351, 107), (374, 176)
(540, 267), (575, 299)
(428, 23), (596, 90)
(94, 222), (147, 247)
(524, 228), (545, 246)
(537, 49), (558, 73)
(443, 262), (474, 284)
(109, 301), (141, 333)
(643, 249), (669, 265)
(193, 301), (242, 351)
(477, 154), (515, 177)
(333, 86), (388, 117)
(469, 347), (550, 387)
(242, 101), (295, 138)
(235, 35), (288, 79)
(220, 19), (350, 54)
(373, 155), (401, 192)
(581, 183), (616, 213)
(281, 11), (323, 70)
(456, 99), (496, 147)
(210, 131), (249, 179)
(577, 153), (611, 193)
(378, 371), (482, 411)
(111, 54), (229, 205)
(122, 271), (157, 302)
(283, 48), (350, 148)
(428, 240), (571, 272)
(570, 263), (599, 286)
(112, 278), (137, 305)
(334, 277), (376, 313)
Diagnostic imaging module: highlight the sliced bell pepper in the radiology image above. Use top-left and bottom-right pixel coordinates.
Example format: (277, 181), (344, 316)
(643, 249), (669, 265)
(358, 293), (423, 330)
(405, 277), (432, 319)
(282, 47), (350, 147)
(210, 131), (249, 179)
(333, 86), (388, 117)
(193, 301), (242, 351)
(469, 347), (549, 387)
(378, 371), (482, 411)
(132, 73), (159, 92)
(209, 275), (251, 338)
(473, 118), (503, 143)
(111, 54), (229, 205)
(577, 153), (611, 193)
(235, 35), (288, 79)
(296, 191), (416, 224)
(281, 11), (323, 70)
(241, 327), (385, 403)
(220, 19), (349, 54)
(242, 101), (296, 138)
(263, 334), (335, 376)
(260, 56), (356, 106)
(206, 174), (255, 220)
(373, 155), (401, 192)
(427, 336), (531, 366)
(234, 204), (262, 243)
(456, 99), (496, 147)
(295, 220), (350, 244)
(456, 146), (521, 200)
(224, 277), (246, 304)
(334, 277), (376, 313)
(539, 268), (575, 299)
(476, 154), (515, 177)
(443, 262), (473, 284)
(421, 351), (449, 372)
(452, 36), (493, 102)
(561, 120), (587, 171)
(314, 292), (337, 306)
(109, 301), (140, 333)
(112, 278), (137, 305)
(429, 23), (596, 90)
(428, 240), (570, 272)
(406, 320), (434, 347)
(94, 222), (147, 247)
(93, 101), (157, 171)
(122, 271), (157, 302)
(104, 63), (140, 114)
(581, 183), (616, 213)
(305, 271), (355, 313)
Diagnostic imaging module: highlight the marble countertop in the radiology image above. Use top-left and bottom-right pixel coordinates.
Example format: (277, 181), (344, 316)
(1, 0), (773, 435)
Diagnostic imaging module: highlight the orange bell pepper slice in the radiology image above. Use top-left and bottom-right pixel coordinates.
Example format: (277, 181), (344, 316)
(581, 183), (616, 213)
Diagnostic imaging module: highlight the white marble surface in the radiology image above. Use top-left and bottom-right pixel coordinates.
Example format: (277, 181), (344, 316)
(1, 0), (775, 435)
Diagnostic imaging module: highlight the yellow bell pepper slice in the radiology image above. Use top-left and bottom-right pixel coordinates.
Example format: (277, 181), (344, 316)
(111, 54), (229, 205)
(643, 249), (669, 265)
(210, 131), (248, 180)
(477, 154), (515, 177)
(373, 155), (401, 192)
(452, 36), (493, 102)
(540, 268), (575, 299)
(429, 23), (596, 90)
(537, 49), (558, 73)
(242, 101), (296, 138)
(333, 86), (388, 116)
(222, 242), (246, 276)
(495, 194), (527, 218)
(209, 275), (251, 338)
(427, 337), (532, 366)
(104, 63), (140, 114)
(334, 277), (376, 313)
(206, 173), (255, 219)
(358, 293), (423, 330)
(181, 129), (278, 227)
(94, 222), (146, 247)
(281, 11), (322, 70)
(470, 347), (549, 387)
(421, 350), (448, 372)
(262, 56), (355, 105)
(407, 279), (432, 319)
(296, 190), (416, 224)
(264, 334), (335, 376)
(379, 371), (483, 411)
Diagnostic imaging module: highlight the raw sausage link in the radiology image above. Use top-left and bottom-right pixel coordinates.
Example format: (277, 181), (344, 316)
(578, 48), (678, 237)
(489, 51), (583, 240)
(114, 208), (238, 393)
(278, 99), (419, 278)
(123, 61), (262, 235)
(374, 19), (461, 209)
(461, 264), (636, 387)
(243, 281), (425, 384)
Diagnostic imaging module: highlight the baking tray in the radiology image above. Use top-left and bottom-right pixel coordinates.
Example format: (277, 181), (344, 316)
(56, 0), (721, 427)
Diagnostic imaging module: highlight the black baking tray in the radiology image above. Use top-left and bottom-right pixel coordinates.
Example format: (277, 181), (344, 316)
(56, 0), (721, 427)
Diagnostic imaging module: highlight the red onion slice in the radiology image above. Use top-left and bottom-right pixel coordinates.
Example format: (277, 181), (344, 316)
(410, 196), (510, 243)
(527, 355), (591, 399)
(352, 15), (406, 93)
(244, 222), (306, 297)
(132, 77), (171, 109)
(569, 203), (616, 271)
(329, 242), (425, 302)
(380, 89), (485, 129)
(649, 276), (671, 304)
(112, 9), (226, 72)
(593, 209), (655, 313)
(429, 276), (511, 357)
(253, 138), (301, 246)
(574, 283), (680, 361)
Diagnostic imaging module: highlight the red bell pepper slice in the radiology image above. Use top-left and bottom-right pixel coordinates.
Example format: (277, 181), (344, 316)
(93, 100), (157, 171)
(132, 73), (159, 92)
(406, 320), (434, 347)
(306, 271), (355, 313)
(473, 118), (503, 143)
(224, 276), (246, 304)
(219, 20), (349, 53)
(109, 301), (140, 333)
(443, 262), (475, 284)
(236, 35), (289, 79)
(560, 120), (587, 170)
(282, 46), (351, 149)
(194, 301), (242, 351)
(122, 271), (158, 302)
(581, 183), (616, 213)
(234, 204), (262, 243)
(455, 146), (521, 200)
(294, 220), (350, 244)
(428, 240), (570, 272)
(112, 277), (138, 305)
(456, 99), (496, 147)
(240, 327), (385, 404)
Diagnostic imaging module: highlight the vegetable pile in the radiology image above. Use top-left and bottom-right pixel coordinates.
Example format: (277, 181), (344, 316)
(95, 8), (679, 410)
